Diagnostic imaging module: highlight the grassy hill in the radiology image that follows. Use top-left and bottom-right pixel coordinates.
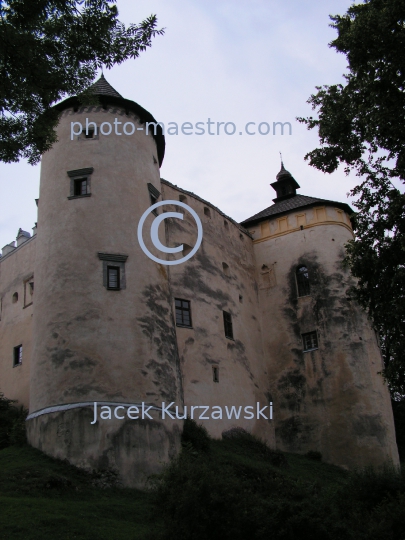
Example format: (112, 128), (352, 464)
(0, 420), (404, 540)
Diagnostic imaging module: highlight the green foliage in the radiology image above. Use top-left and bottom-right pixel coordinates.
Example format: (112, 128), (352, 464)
(149, 422), (405, 540)
(0, 392), (27, 449)
(0, 0), (164, 164)
(298, 0), (405, 398)
(181, 417), (211, 453)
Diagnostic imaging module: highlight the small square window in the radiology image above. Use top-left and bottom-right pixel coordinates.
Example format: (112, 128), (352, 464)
(82, 129), (94, 139)
(13, 345), (22, 367)
(107, 266), (120, 290)
(223, 311), (233, 339)
(175, 298), (192, 328)
(74, 178), (88, 196)
(213, 366), (219, 383)
(302, 331), (318, 352)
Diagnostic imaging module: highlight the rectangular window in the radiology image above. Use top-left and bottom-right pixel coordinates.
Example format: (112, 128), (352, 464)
(175, 299), (192, 327)
(147, 183), (160, 216)
(24, 277), (34, 308)
(212, 366), (219, 383)
(82, 129), (94, 139)
(98, 253), (127, 290)
(68, 167), (93, 199)
(13, 345), (22, 367)
(302, 331), (318, 352)
(74, 178), (88, 196)
(107, 266), (120, 290)
(223, 311), (233, 339)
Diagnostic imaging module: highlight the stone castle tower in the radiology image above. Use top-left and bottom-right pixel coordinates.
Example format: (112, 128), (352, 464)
(0, 75), (399, 486)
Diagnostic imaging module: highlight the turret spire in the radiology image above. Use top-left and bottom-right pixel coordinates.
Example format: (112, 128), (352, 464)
(270, 159), (300, 202)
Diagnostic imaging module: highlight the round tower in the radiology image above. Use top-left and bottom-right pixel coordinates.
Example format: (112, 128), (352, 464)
(26, 75), (183, 487)
(242, 163), (399, 469)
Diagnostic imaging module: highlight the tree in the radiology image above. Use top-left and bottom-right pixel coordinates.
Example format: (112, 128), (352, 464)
(298, 0), (405, 397)
(0, 0), (164, 164)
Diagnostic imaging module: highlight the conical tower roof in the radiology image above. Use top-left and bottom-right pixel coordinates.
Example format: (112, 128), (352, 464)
(87, 73), (123, 98)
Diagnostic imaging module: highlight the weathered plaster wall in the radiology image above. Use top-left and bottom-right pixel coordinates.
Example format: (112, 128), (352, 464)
(161, 181), (275, 445)
(0, 236), (36, 407)
(247, 205), (399, 468)
(27, 407), (181, 489)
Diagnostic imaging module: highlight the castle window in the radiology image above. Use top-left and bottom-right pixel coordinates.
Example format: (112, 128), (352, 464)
(147, 183), (160, 216)
(107, 266), (120, 290)
(12, 292), (18, 303)
(204, 206), (211, 218)
(223, 311), (233, 339)
(212, 366), (219, 383)
(24, 277), (34, 308)
(74, 178), (88, 196)
(82, 129), (94, 139)
(98, 253), (128, 290)
(302, 331), (318, 352)
(68, 167), (93, 199)
(175, 299), (192, 328)
(296, 265), (310, 297)
(179, 195), (187, 203)
(224, 220), (228, 228)
(13, 345), (22, 367)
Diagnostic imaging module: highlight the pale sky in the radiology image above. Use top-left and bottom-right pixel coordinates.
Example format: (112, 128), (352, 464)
(0, 0), (357, 250)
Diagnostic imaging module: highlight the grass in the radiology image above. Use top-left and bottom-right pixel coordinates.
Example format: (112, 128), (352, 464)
(0, 446), (154, 540)
(0, 432), (403, 540)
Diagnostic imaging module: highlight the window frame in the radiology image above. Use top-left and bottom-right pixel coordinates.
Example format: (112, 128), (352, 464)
(212, 366), (219, 383)
(98, 252), (128, 291)
(175, 298), (192, 328)
(73, 177), (88, 196)
(23, 276), (34, 308)
(296, 265), (310, 297)
(67, 167), (94, 200)
(223, 310), (234, 340)
(302, 331), (319, 352)
(13, 345), (22, 367)
(147, 183), (161, 216)
(107, 265), (120, 290)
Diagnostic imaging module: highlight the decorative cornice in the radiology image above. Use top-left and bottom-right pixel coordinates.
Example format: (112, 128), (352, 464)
(97, 252), (128, 263)
(67, 167), (94, 178)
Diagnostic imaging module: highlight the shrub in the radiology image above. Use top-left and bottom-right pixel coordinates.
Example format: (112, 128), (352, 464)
(0, 392), (27, 448)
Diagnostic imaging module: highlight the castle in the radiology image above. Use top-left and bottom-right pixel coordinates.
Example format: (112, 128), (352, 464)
(0, 75), (399, 487)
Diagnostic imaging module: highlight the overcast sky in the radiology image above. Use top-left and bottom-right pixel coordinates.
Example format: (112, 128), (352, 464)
(0, 0), (357, 250)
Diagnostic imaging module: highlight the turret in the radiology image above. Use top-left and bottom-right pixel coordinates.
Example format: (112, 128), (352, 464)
(242, 162), (399, 469)
(26, 75), (182, 487)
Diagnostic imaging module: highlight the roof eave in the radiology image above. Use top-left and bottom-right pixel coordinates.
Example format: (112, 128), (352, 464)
(241, 199), (355, 228)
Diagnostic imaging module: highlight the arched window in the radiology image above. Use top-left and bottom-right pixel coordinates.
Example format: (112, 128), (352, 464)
(296, 266), (310, 297)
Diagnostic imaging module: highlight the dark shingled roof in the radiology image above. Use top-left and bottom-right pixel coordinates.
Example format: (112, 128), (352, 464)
(241, 194), (354, 227)
(87, 73), (123, 98)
